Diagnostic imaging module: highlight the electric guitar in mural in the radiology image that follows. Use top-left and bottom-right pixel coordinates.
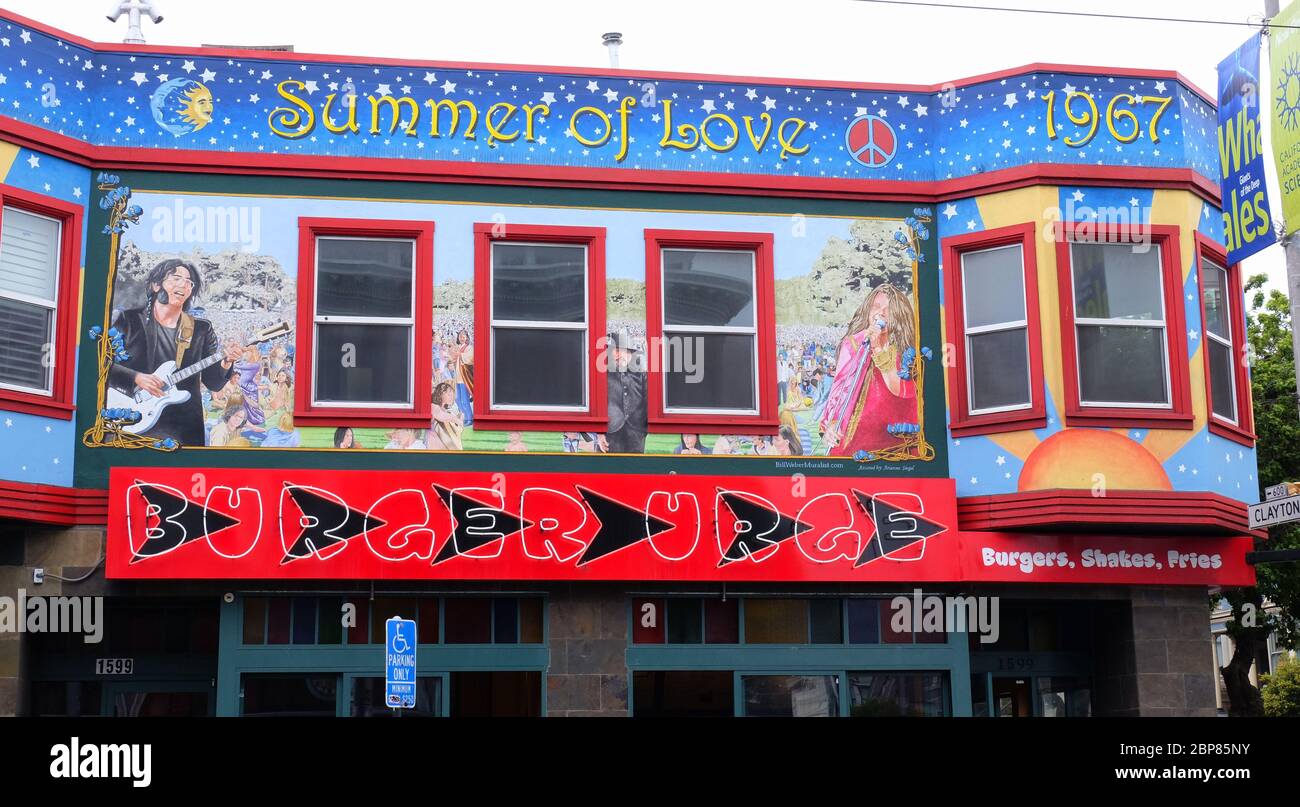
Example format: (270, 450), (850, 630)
(105, 321), (292, 435)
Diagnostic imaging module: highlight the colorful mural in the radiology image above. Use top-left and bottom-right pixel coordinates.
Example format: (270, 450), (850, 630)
(939, 185), (1258, 505)
(84, 184), (940, 465)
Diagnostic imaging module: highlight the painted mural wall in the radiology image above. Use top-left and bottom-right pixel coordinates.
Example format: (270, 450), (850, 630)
(0, 140), (89, 487)
(82, 183), (945, 471)
(939, 185), (1258, 505)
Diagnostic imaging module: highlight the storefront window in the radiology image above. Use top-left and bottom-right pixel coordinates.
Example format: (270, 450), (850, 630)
(241, 674), (338, 717)
(741, 674), (839, 717)
(847, 671), (950, 717)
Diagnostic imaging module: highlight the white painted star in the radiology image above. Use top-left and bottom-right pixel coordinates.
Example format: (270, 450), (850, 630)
(586, 80), (600, 92)
(970, 476), (978, 485)
(996, 455), (1006, 466)
(959, 118), (968, 128)
(19, 30), (30, 44)
(305, 80), (319, 95)
(261, 69), (273, 80)
(942, 203), (957, 219)
(745, 88), (757, 100)
(540, 91), (556, 104)
(701, 99), (716, 113)
(375, 83), (392, 96)
(249, 93), (260, 103)
(1154, 81), (1167, 93)
(182, 60), (196, 73)
(603, 88), (619, 103)
(1189, 329), (1198, 341)
(124, 116), (135, 126)
(130, 71), (147, 86)
(762, 97), (776, 111)
(1071, 189), (1085, 202)
(913, 104), (927, 117)
(26, 154), (39, 168)
(72, 187), (82, 198)
(1004, 92), (1018, 109)
(201, 68), (217, 82)
(1063, 83), (1076, 94)
(441, 79), (457, 94)
(423, 71), (436, 84)
(1129, 197), (1139, 207)
(966, 219), (976, 230)
(897, 95), (909, 107)
(3, 418), (10, 428)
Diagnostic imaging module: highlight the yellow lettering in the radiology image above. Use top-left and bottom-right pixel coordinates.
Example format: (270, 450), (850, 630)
(659, 99), (699, 151)
(486, 102), (521, 145)
(268, 80), (315, 139)
(570, 106), (612, 147)
(368, 95), (420, 136)
(777, 117), (810, 159)
(701, 113), (739, 152)
(614, 96), (635, 162)
(424, 98), (479, 139)
(742, 113), (773, 152)
(521, 104), (550, 142)
(322, 92), (359, 134)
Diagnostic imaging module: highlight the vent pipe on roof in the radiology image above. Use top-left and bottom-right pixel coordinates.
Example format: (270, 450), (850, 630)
(106, 1), (164, 45)
(602, 32), (623, 69)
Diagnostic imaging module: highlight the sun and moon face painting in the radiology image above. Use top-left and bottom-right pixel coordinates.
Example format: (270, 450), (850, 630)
(149, 78), (213, 137)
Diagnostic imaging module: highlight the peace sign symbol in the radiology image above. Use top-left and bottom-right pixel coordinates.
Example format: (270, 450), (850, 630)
(845, 114), (898, 168)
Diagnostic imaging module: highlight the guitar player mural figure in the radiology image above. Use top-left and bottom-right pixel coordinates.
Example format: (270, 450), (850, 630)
(107, 259), (245, 447)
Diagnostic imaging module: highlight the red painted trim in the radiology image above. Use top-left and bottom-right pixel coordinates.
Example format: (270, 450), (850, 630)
(0, 8), (1214, 103)
(957, 488), (1260, 538)
(0, 479), (107, 526)
(643, 229), (779, 434)
(471, 222), (608, 429)
(0, 185), (83, 421)
(942, 223), (1046, 437)
(292, 217), (434, 428)
(1053, 222), (1193, 429)
(1194, 233), (1256, 447)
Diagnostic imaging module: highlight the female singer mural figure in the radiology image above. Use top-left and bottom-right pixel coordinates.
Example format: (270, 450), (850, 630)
(818, 282), (917, 455)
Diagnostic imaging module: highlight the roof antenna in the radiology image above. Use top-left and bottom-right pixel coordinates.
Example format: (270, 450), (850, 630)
(602, 32), (623, 68)
(107, 1), (164, 45)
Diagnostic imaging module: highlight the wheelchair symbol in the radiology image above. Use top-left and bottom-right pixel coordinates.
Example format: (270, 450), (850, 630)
(391, 629), (411, 654)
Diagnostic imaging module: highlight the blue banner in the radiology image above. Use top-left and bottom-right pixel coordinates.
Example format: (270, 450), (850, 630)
(1217, 34), (1276, 263)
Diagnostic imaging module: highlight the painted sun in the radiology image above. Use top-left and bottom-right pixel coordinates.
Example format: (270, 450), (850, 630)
(179, 84), (214, 130)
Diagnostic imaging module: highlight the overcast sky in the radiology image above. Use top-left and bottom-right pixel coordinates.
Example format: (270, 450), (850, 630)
(6, 0), (1291, 290)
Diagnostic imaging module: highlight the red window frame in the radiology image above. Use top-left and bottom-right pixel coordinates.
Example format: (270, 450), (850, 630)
(1054, 222), (1192, 429)
(942, 223), (1046, 436)
(472, 223), (608, 431)
(293, 217), (434, 428)
(1194, 233), (1254, 446)
(643, 229), (778, 434)
(0, 184), (83, 420)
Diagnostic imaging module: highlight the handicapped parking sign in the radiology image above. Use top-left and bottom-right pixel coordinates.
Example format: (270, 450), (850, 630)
(385, 616), (418, 710)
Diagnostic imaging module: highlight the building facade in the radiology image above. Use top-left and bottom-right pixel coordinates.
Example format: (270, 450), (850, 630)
(0, 10), (1262, 716)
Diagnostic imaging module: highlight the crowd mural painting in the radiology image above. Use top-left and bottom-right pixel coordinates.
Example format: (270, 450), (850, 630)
(83, 181), (940, 465)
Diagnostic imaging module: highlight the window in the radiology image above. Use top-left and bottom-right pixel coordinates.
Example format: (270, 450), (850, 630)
(1055, 224), (1192, 428)
(1196, 234), (1254, 445)
(644, 230), (778, 432)
(472, 223), (606, 430)
(943, 224), (1045, 435)
(0, 185), (82, 420)
(294, 218), (433, 427)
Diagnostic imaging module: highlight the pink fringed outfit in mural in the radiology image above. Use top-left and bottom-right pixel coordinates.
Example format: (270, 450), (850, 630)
(819, 330), (917, 455)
